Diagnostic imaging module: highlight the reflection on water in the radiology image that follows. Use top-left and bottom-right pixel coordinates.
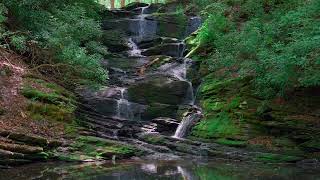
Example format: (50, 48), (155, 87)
(0, 160), (319, 180)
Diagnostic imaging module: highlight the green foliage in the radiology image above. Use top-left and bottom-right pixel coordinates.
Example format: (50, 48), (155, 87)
(3, 0), (108, 84)
(194, 0), (320, 97)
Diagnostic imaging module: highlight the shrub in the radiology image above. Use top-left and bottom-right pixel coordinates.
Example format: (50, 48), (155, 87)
(194, 0), (320, 97)
(3, 0), (108, 84)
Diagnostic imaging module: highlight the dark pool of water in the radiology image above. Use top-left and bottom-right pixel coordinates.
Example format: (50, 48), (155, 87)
(0, 159), (319, 180)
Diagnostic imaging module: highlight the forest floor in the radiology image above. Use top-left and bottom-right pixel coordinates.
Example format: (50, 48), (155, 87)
(0, 48), (66, 144)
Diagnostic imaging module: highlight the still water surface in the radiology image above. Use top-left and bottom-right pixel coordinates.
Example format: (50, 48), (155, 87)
(0, 160), (319, 180)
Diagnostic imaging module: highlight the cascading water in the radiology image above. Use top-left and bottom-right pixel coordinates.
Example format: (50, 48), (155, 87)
(127, 38), (143, 57)
(116, 87), (132, 120)
(173, 107), (202, 139)
(97, 3), (203, 139)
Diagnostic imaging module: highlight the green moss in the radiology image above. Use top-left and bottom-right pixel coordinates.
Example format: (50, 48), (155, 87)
(68, 136), (139, 160)
(155, 12), (188, 38)
(27, 102), (75, 122)
(142, 103), (178, 120)
(215, 138), (247, 147)
(22, 78), (77, 125)
(192, 112), (240, 139)
(22, 86), (72, 105)
(201, 99), (225, 112)
(255, 153), (302, 163)
(142, 134), (166, 145)
(301, 139), (320, 151)
(225, 97), (242, 111)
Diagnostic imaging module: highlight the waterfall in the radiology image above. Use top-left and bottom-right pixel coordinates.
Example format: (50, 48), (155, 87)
(173, 107), (202, 139)
(116, 87), (132, 120)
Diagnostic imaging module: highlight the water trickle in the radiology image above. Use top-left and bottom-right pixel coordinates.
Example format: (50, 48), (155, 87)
(186, 82), (195, 105)
(178, 42), (186, 58)
(172, 107), (202, 139)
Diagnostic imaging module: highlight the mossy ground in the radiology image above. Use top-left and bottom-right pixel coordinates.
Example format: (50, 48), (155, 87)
(21, 77), (78, 135)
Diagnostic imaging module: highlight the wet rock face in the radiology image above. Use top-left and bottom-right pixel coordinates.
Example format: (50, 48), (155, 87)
(127, 76), (191, 105)
(152, 117), (180, 134)
(102, 4), (201, 39)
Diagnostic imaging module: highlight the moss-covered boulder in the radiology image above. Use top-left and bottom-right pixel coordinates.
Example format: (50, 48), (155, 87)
(57, 136), (141, 161)
(101, 30), (129, 52)
(127, 75), (190, 105)
(141, 103), (178, 121)
(123, 2), (148, 11)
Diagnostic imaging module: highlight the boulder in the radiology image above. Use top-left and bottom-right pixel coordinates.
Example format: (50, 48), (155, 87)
(123, 2), (149, 11)
(152, 117), (180, 134)
(102, 9), (136, 19)
(141, 103), (178, 121)
(101, 30), (129, 52)
(141, 43), (185, 57)
(127, 75), (190, 105)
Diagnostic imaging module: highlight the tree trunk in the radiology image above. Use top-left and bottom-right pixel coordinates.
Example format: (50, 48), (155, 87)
(121, 0), (126, 8)
(110, 0), (115, 9)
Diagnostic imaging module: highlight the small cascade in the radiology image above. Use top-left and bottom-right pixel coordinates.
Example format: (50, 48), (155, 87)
(177, 166), (194, 180)
(127, 38), (143, 57)
(136, 5), (157, 38)
(116, 87), (132, 120)
(172, 107), (202, 139)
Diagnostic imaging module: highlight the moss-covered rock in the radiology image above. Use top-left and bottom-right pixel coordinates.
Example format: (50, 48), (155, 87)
(101, 30), (129, 52)
(123, 2), (148, 11)
(57, 136), (141, 161)
(142, 103), (178, 120)
(192, 73), (320, 162)
(127, 76), (190, 105)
